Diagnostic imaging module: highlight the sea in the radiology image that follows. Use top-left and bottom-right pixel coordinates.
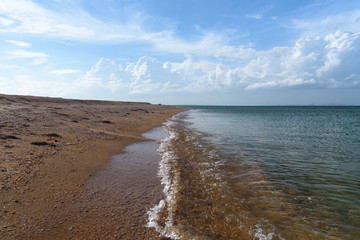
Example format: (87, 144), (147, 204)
(147, 106), (360, 240)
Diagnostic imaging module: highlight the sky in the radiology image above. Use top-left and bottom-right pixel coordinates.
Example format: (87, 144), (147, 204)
(0, 0), (360, 105)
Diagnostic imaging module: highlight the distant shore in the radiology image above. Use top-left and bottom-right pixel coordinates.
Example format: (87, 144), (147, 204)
(0, 94), (185, 239)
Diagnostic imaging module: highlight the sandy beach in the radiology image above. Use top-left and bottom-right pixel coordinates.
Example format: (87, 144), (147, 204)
(0, 94), (184, 239)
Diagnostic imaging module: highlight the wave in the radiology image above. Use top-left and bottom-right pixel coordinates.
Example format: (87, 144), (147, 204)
(146, 114), (182, 239)
(147, 113), (284, 239)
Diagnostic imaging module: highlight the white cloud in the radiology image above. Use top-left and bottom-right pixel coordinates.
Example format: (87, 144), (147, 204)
(5, 40), (31, 47)
(6, 49), (48, 65)
(2, 28), (359, 101)
(0, 64), (19, 69)
(0, 16), (14, 25)
(246, 14), (262, 20)
(0, 0), (96, 39)
(53, 69), (79, 75)
(0, 0), (162, 43)
(238, 30), (360, 90)
(0, 0), (359, 64)
(2, 28), (357, 99)
(0, 0), (254, 59)
(152, 32), (256, 59)
(0, 1), (359, 99)
(0, 74), (68, 96)
(72, 56), (185, 95)
(71, 29), (360, 94)
(292, 9), (360, 34)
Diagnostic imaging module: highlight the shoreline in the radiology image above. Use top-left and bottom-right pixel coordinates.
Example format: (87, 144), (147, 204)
(0, 94), (185, 239)
(32, 129), (169, 239)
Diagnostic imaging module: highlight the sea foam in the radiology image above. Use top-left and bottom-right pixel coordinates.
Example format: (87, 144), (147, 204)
(146, 116), (181, 239)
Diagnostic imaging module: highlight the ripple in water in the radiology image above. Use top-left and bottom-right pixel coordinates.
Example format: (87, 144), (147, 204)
(148, 107), (360, 240)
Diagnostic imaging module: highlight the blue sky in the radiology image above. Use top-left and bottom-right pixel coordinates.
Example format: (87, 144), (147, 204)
(0, 0), (359, 105)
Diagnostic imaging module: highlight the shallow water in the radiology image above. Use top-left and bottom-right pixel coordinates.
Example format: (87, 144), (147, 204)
(148, 106), (360, 239)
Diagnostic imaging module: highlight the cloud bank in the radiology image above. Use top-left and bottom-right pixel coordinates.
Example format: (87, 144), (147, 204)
(73, 30), (359, 95)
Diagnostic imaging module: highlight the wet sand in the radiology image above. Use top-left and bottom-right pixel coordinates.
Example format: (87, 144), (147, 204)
(0, 94), (184, 239)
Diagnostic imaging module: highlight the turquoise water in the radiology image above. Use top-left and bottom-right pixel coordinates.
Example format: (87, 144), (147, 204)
(148, 106), (360, 239)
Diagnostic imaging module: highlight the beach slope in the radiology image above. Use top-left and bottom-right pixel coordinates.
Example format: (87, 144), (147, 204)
(0, 94), (184, 239)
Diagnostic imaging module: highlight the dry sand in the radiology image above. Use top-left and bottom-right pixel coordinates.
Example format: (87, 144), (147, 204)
(0, 94), (185, 239)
